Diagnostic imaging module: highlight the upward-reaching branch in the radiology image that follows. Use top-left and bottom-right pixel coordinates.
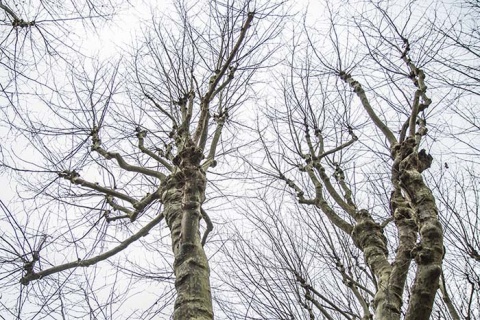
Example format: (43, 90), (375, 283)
(339, 71), (397, 146)
(193, 11), (255, 149)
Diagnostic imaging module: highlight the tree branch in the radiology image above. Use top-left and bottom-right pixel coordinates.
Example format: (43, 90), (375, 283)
(339, 71), (397, 146)
(20, 213), (164, 285)
(135, 128), (173, 172)
(58, 170), (137, 204)
(0, 1), (35, 27)
(193, 12), (255, 146)
(91, 126), (166, 181)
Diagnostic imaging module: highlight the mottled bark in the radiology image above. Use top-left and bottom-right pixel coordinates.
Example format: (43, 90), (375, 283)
(394, 139), (443, 320)
(350, 210), (395, 319)
(387, 190), (418, 318)
(381, 144), (419, 319)
(340, 62), (442, 318)
(161, 141), (213, 320)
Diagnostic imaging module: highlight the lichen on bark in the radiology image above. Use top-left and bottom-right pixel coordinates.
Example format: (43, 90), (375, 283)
(161, 139), (213, 320)
(393, 139), (443, 320)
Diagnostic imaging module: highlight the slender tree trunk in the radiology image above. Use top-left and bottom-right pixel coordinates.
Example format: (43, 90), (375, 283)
(161, 140), (213, 320)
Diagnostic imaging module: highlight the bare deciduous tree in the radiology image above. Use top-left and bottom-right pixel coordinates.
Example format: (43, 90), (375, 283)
(219, 1), (477, 319)
(0, 0), (282, 318)
(1, 0), (478, 319)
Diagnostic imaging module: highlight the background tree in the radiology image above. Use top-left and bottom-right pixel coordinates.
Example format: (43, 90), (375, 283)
(216, 0), (478, 319)
(0, 0), (121, 109)
(0, 0), (282, 318)
(425, 8), (480, 310)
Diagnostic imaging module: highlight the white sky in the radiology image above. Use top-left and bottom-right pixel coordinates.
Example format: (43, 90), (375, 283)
(1, 0), (478, 318)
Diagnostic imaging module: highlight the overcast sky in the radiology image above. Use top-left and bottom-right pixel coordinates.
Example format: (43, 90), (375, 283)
(1, 0), (478, 318)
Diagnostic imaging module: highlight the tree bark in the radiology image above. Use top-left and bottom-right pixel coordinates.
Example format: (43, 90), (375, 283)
(394, 139), (444, 320)
(350, 210), (398, 319)
(161, 140), (213, 320)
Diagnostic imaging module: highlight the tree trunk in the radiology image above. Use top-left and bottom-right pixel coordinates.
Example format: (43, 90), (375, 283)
(395, 139), (444, 320)
(161, 141), (213, 320)
(350, 210), (399, 320)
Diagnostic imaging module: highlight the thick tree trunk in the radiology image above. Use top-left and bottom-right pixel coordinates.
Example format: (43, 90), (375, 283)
(394, 138), (443, 320)
(161, 142), (213, 320)
(350, 210), (400, 320)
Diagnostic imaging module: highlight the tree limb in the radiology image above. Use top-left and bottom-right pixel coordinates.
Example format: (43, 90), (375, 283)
(20, 213), (164, 285)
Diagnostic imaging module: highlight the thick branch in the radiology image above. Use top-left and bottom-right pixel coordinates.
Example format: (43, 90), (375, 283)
(333, 163), (357, 210)
(60, 170), (160, 222)
(210, 66), (237, 101)
(136, 128), (173, 172)
(204, 14), (254, 103)
(92, 143), (165, 181)
(58, 170), (136, 204)
(20, 213), (164, 285)
(202, 109), (228, 170)
(317, 134), (358, 160)
(313, 162), (356, 217)
(200, 208), (213, 246)
(106, 195), (134, 217)
(302, 166), (354, 234)
(339, 71), (397, 146)
(0, 1), (35, 27)
(278, 172), (315, 205)
(130, 189), (162, 221)
(400, 40), (432, 137)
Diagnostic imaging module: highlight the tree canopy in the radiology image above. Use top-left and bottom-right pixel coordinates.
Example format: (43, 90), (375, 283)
(0, 0), (479, 319)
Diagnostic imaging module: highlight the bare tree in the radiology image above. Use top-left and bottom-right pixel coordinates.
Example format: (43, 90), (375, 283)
(0, 0), (282, 318)
(432, 168), (479, 319)
(0, 0), (122, 164)
(220, 1), (477, 319)
(2, 0), (478, 319)
(0, 0), (120, 88)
